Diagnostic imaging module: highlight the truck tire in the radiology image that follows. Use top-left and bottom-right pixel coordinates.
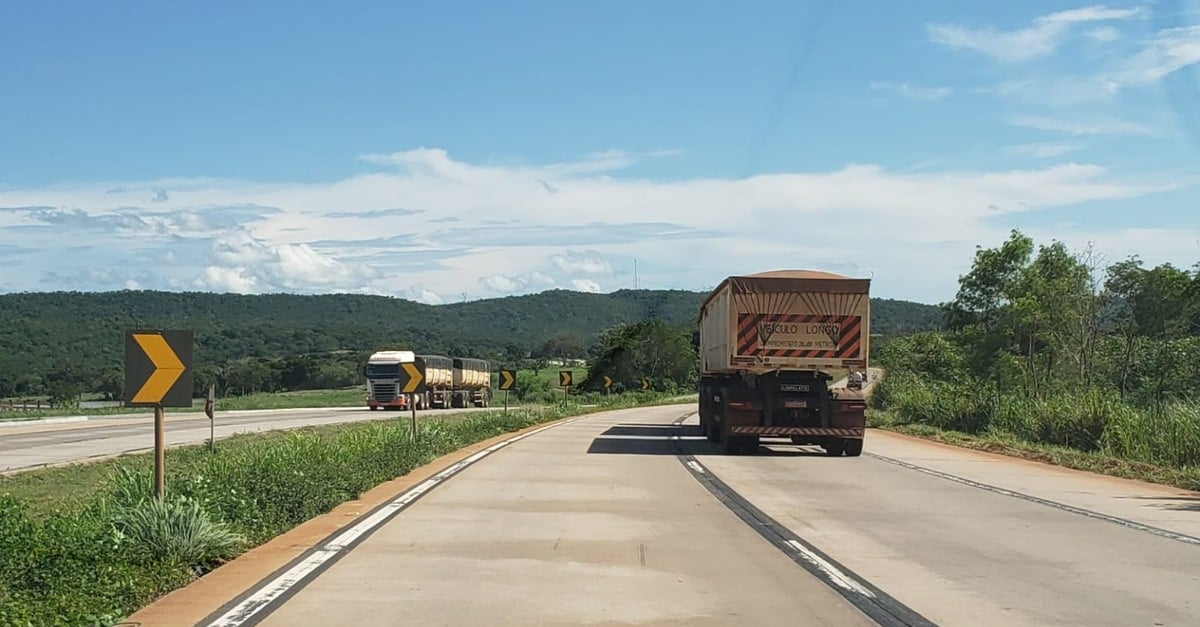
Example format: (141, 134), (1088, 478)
(706, 421), (719, 443)
(843, 438), (864, 457)
(823, 438), (846, 456)
(722, 435), (759, 455)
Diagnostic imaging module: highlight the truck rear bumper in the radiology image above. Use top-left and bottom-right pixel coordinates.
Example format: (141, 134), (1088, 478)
(728, 426), (864, 437)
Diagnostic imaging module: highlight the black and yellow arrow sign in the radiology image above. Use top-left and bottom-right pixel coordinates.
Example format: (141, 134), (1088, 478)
(603, 375), (613, 389)
(400, 361), (426, 394)
(499, 369), (516, 390)
(124, 330), (193, 407)
(559, 370), (572, 387)
(641, 379), (649, 391)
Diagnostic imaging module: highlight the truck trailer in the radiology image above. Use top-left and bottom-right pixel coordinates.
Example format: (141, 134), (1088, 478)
(696, 270), (871, 456)
(452, 357), (492, 408)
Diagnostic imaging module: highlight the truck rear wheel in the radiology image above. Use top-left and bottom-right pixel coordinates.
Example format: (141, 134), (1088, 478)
(843, 438), (864, 457)
(722, 435), (758, 455)
(823, 438), (846, 456)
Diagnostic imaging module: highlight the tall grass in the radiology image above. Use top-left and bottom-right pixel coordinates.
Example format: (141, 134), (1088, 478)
(872, 373), (1200, 468)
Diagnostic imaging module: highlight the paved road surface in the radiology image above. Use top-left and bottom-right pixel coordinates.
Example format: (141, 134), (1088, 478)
(218, 403), (1199, 627)
(248, 404), (877, 627)
(0, 406), (488, 473)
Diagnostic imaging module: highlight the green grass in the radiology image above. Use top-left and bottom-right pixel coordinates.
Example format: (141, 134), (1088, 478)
(0, 392), (689, 625)
(870, 409), (1200, 491)
(868, 371), (1200, 491)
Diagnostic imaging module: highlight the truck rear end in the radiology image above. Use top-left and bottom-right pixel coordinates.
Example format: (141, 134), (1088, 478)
(452, 358), (492, 408)
(697, 270), (870, 456)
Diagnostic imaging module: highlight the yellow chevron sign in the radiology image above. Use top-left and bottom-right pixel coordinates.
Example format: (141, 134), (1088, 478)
(124, 330), (193, 407)
(603, 375), (613, 389)
(641, 379), (649, 391)
(401, 362), (425, 394)
(499, 369), (516, 390)
(559, 370), (572, 387)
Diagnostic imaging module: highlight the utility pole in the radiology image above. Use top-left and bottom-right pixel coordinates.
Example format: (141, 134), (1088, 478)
(634, 259), (639, 289)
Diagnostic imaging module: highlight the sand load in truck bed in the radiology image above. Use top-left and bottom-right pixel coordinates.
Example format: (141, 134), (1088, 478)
(452, 358), (490, 389)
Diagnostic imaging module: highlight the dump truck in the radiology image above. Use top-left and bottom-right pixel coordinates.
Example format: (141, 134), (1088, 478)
(452, 357), (492, 408)
(696, 270), (870, 456)
(419, 354), (455, 409)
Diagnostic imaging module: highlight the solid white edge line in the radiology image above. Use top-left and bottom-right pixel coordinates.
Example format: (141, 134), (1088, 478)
(784, 540), (876, 598)
(204, 417), (577, 627)
(686, 460), (706, 474)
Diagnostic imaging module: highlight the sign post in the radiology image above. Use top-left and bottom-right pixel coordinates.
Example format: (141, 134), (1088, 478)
(124, 329), (193, 499)
(398, 361), (426, 439)
(603, 375), (613, 395)
(205, 384), (215, 453)
(559, 370), (572, 406)
(498, 369), (516, 414)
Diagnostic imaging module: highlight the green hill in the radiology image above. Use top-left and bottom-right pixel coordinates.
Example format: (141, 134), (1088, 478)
(0, 288), (942, 399)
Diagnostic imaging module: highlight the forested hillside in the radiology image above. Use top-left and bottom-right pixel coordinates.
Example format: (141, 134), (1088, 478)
(872, 230), (1200, 479)
(0, 287), (941, 402)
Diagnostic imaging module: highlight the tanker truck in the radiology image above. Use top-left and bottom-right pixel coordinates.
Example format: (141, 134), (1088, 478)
(696, 270), (870, 456)
(452, 357), (492, 408)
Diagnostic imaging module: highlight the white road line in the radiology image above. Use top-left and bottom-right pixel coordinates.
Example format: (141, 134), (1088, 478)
(784, 540), (876, 599)
(686, 460), (706, 474)
(204, 418), (575, 627)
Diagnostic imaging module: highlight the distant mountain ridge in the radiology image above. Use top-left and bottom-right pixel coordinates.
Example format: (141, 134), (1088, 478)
(0, 288), (943, 396)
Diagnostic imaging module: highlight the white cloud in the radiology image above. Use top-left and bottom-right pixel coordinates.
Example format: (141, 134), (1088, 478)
(550, 250), (612, 275)
(571, 279), (602, 293)
(928, 5), (1143, 62)
(0, 147), (1193, 304)
(1005, 142), (1084, 158)
(985, 77), (1122, 106)
(1008, 115), (1157, 136)
(868, 81), (953, 100)
(195, 228), (377, 294)
(1114, 25), (1200, 85)
(1086, 26), (1122, 42)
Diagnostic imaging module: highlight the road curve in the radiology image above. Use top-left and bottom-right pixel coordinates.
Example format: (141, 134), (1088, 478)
(211, 404), (878, 627)
(0, 406), (489, 473)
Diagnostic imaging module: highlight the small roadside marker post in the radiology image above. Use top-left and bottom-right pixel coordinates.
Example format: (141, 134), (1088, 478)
(205, 384), (215, 453)
(410, 393), (417, 440)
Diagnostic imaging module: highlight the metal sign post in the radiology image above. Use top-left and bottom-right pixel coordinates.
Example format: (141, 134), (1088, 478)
(124, 329), (193, 500)
(154, 405), (165, 497)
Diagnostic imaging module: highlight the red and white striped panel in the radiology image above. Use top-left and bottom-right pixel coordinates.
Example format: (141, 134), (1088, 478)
(729, 426), (864, 437)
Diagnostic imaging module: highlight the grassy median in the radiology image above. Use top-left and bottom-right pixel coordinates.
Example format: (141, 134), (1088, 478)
(0, 393), (689, 626)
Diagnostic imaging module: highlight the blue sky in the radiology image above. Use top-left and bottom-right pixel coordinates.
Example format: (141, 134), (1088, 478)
(1, 1), (1198, 304)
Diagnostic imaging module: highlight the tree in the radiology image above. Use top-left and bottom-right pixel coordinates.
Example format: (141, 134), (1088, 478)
(582, 319), (697, 392)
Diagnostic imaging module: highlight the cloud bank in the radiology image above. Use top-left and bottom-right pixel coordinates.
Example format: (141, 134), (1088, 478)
(0, 147), (1194, 305)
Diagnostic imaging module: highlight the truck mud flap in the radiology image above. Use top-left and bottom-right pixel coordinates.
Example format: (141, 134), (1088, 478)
(728, 426), (864, 437)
